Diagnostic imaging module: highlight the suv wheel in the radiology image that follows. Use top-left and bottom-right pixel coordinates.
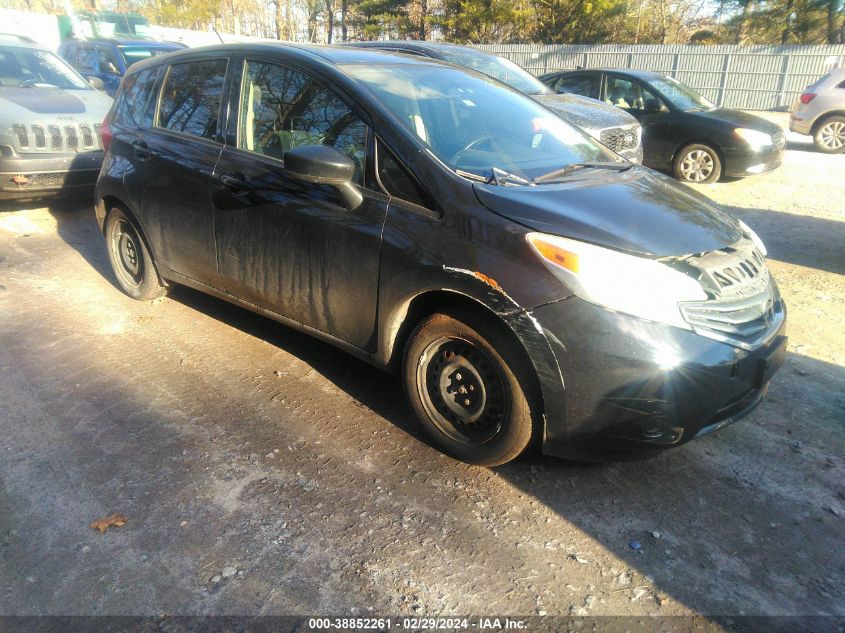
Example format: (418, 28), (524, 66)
(402, 311), (538, 466)
(105, 206), (168, 301)
(813, 116), (845, 154)
(673, 144), (722, 184)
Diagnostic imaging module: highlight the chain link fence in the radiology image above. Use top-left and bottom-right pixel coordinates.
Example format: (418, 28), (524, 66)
(473, 44), (845, 110)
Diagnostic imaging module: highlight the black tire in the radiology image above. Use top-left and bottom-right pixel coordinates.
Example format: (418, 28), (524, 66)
(104, 206), (168, 301)
(813, 115), (845, 154)
(402, 311), (539, 466)
(673, 143), (722, 184)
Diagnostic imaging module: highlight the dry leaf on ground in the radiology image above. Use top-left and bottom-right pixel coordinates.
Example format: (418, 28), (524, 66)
(89, 514), (127, 533)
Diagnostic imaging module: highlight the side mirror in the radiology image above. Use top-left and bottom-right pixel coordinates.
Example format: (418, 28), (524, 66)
(644, 98), (665, 112)
(87, 76), (105, 91)
(284, 144), (362, 210)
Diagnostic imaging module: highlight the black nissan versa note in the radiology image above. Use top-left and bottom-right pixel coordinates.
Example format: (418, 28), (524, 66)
(95, 44), (787, 466)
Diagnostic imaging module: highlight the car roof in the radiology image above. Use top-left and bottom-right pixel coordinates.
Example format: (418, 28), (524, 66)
(346, 40), (487, 57)
(65, 37), (185, 48)
(0, 34), (43, 50)
(551, 67), (665, 80)
(126, 41), (447, 73)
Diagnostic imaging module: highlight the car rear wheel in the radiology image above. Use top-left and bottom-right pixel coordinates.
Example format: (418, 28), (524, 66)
(673, 144), (722, 184)
(105, 206), (168, 301)
(402, 311), (538, 466)
(813, 116), (845, 154)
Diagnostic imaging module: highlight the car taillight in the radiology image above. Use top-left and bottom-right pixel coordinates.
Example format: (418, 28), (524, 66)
(799, 93), (816, 104)
(100, 117), (113, 153)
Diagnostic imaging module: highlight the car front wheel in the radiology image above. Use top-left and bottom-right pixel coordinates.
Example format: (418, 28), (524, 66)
(402, 311), (538, 466)
(105, 206), (168, 301)
(673, 143), (722, 184)
(813, 116), (845, 154)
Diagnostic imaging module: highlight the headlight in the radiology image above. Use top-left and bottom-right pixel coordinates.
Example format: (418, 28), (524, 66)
(737, 219), (768, 256)
(734, 128), (773, 150)
(526, 232), (706, 330)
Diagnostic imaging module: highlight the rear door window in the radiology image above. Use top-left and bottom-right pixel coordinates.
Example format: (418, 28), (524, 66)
(113, 68), (158, 128)
(555, 74), (600, 99)
(158, 58), (228, 141)
(237, 59), (368, 185)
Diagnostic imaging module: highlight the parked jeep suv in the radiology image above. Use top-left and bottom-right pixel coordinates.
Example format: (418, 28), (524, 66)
(96, 44), (786, 465)
(0, 35), (112, 200)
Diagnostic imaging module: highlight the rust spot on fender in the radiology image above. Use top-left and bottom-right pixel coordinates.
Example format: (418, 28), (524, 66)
(472, 271), (502, 292)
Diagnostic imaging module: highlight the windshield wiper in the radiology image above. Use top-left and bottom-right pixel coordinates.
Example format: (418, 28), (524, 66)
(488, 167), (530, 186)
(455, 167), (530, 186)
(533, 161), (632, 184)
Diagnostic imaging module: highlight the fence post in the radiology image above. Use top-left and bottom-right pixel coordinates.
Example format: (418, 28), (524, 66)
(776, 54), (791, 110)
(718, 53), (732, 108)
(582, 51), (589, 69)
(672, 52), (680, 78)
(628, 52), (634, 69)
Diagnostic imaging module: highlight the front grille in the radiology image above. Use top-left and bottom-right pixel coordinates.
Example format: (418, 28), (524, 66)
(599, 126), (640, 152)
(681, 289), (777, 338)
(671, 237), (781, 344)
(773, 130), (786, 150)
(13, 124), (29, 148)
(48, 125), (62, 150)
(64, 126), (78, 150)
(10, 123), (102, 153)
(32, 125), (46, 149)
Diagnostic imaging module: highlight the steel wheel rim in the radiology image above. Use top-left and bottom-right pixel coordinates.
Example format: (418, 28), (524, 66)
(111, 218), (143, 288)
(820, 121), (845, 149)
(416, 336), (509, 444)
(680, 149), (715, 182)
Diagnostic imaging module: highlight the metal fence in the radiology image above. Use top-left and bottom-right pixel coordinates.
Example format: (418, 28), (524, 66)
(473, 44), (845, 110)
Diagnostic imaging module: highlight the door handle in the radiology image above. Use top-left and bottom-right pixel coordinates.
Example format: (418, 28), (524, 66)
(131, 140), (151, 160)
(218, 173), (253, 195)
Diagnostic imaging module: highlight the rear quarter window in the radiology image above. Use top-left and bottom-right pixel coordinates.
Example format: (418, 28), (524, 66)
(157, 58), (228, 141)
(113, 68), (158, 128)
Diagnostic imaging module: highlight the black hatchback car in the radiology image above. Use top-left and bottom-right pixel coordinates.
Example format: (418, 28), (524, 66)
(95, 44), (787, 465)
(540, 68), (786, 183)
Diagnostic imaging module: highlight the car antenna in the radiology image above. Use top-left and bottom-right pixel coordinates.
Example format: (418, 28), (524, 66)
(212, 25), (224, 44)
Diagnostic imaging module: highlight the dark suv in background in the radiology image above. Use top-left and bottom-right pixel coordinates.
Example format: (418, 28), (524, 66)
(96, 44), (786, 465)
(59, 37), (185, 96)
(541, 68), (785, 183)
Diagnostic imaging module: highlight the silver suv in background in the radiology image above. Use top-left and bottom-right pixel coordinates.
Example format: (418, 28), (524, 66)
(345, 41), (644, 163)
(790, 68), (845, 154)
(0, 35), (112, 200)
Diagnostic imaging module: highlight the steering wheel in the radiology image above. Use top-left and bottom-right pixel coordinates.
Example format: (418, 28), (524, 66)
(450, 134), (497, 162)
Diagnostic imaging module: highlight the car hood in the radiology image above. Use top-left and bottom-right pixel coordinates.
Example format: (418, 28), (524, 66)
(0, 87), (112, 121)
(689, 108), (783, 135)
(473, 166), (743, 257)
(534, 92), (639, 130)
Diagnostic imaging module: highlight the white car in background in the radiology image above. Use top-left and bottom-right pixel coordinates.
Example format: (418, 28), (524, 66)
(790, 68), (845, 154)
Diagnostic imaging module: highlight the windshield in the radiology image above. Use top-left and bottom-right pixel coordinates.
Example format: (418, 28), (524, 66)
(120, 46), (180, 69)
(434, 48), (551, 96)
(344, 63), (621, 183)
(0, 46), (89, 89)
(651, 75), (714, 111)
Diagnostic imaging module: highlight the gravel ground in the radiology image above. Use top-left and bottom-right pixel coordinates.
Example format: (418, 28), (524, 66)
(0, 116), (843, 630)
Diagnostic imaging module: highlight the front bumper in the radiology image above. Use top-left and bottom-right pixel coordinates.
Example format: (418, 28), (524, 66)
(532, 296), (787, 459)
(722, 144), (784, 178)
(0, 146), (103, 200)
